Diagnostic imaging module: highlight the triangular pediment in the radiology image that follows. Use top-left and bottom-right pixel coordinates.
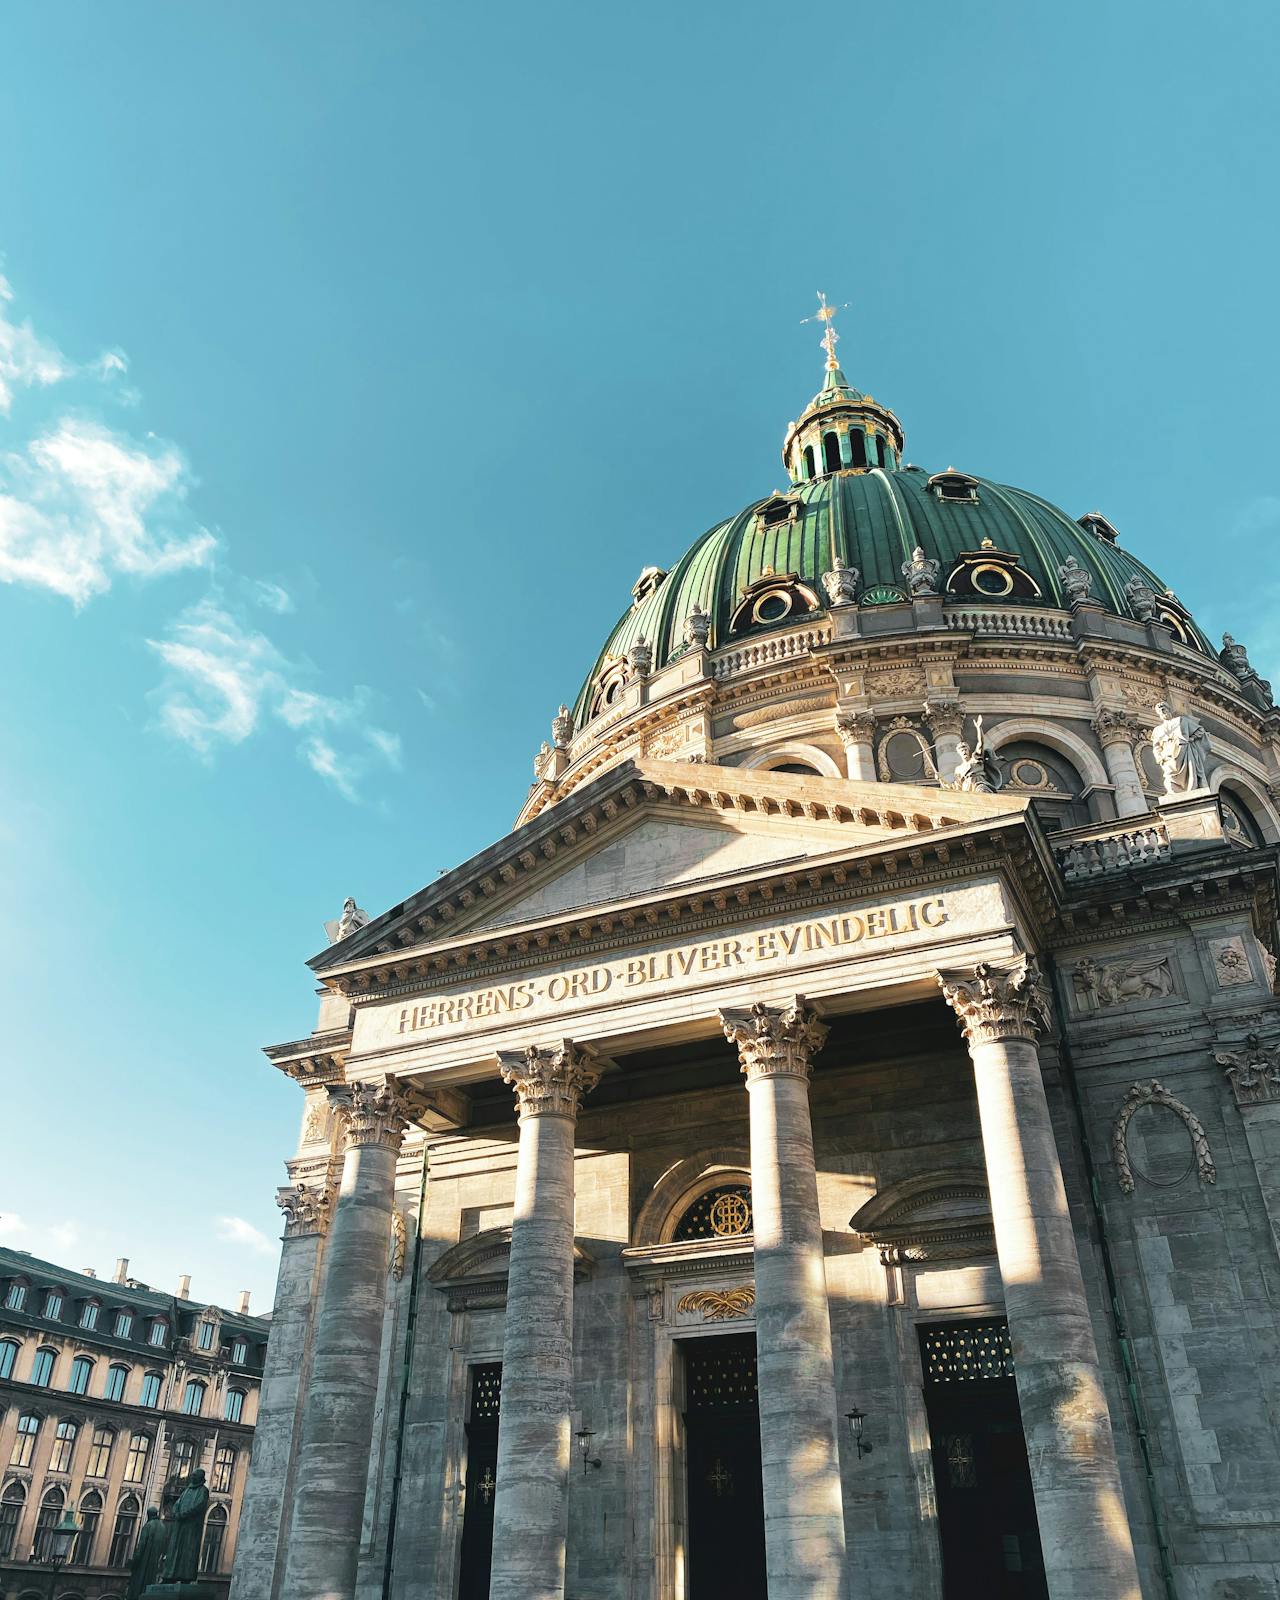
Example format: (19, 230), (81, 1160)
(311, 758), (1032, 974)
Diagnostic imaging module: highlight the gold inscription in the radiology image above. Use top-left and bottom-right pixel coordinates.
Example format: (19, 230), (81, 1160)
(396, 895), (947, 1037)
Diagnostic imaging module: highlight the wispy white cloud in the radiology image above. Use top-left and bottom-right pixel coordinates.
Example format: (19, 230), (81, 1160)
(0, 273), (72, 412)
(0, 1213), (28, 1240)
(247, 576), (294, 614)
(148, 599), (402, 800)
(48, 1221), (80, 1251)
(0, 418), (217, 606)
(215, 1216), (277, 1258)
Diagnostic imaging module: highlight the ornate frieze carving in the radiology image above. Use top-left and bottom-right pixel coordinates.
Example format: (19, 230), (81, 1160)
(1209, 935), (1254, 989)
(1072, 954), (1177, 1012)
(1112, 1081), (1215, 1193)
(1212, 1034), (1280, 1105)
(732, 695), (830, 731)
(937, 956), (1051, 1047)
(276, 1182), (333, 1239)
(676, 1285), (756, 1321)
(497, 1040), (603, 1119)
(873, 667), (926, 700)
(719, 997), (828, 1082)
(329, 1079), (412, 1153)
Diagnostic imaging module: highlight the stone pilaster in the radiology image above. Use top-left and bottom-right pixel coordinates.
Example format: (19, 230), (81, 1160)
(489, 1042), (602, 1600)
(278, 1080), (410, 1600)
(924, 697), (965, 782)
(836, 709), (877, 782)
(229, 1183), (333, 1600)
(1093, 709), (1148, 818)
(719, 999), (847, 1600)
(938, 958), (1142, 1600)
(1213, 1034), (1280, 1262)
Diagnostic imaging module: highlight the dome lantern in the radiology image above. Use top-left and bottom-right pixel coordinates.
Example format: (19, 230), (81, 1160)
(783, 293), (905, 483)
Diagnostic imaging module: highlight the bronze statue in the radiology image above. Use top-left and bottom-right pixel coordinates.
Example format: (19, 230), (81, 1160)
(159, 1468), (210, 1584)
(126, 1507), (168, 1598)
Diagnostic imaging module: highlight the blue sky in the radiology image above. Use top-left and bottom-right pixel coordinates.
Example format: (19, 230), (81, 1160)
(1, 1), (1278, 1311)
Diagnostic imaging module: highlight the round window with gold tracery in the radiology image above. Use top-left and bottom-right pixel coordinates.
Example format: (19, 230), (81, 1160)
(672, 1184), (753, 1241)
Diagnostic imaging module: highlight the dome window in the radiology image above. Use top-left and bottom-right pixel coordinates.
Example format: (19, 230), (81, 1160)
(803, 445), (817, 481)
(945, 544), (1042, 602)
(927, 470), (980, 504)
(823, 432), (842, 474)
(630, 566), (667, 605)
(848, 429), (868, 469)
(728, 572), (821, 635)
(873, 434), (889, 469)
(756, 494), (799, 530)
(1077, 512), (1120, 545)
(587, 657), (628, 721)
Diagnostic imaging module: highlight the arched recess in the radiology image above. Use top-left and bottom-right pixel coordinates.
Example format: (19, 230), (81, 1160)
(982, 717), (1110, 793)
(739, 742), (843, 779)
(1211, 763), (1280, 844)
(848, 1168), (994, 1264)
(426, 1226), (595, 1312)
(633, 1148), (752, 1246)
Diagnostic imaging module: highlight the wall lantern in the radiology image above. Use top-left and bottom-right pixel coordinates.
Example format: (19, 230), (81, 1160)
(575, 1426), (602, 1475)
(48, 1508), (80, 1566)
(844, 1406), (873, 1460)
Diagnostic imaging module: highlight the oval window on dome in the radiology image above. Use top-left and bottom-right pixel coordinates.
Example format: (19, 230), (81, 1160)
(754, 592), (792, 623)
(971, 563), (1015, 597)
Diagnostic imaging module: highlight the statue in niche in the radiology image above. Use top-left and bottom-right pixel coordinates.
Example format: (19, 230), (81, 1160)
(1151, 701), (1211, 795)
(325, 897), (370, 945)
(952, 716), (1003, 793)
(1124, 576), (1157, 621)
(901, 545), (940, 597)
(821, 560), (859, 607)
(159, 1468), (209, 1584)
(1058, 556), (1093, 606)
(125, 1508), (167, 1598)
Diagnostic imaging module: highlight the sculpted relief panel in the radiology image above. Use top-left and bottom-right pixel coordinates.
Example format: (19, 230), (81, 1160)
(1071, 953), (1180, 1015)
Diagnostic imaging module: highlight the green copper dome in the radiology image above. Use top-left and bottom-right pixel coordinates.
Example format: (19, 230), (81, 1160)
(573, 463), (1208, 728)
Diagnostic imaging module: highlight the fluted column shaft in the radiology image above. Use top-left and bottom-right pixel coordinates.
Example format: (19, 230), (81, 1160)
(1099, 734), (1148, 818)
(721, 1000), (847, 1600)
(279, 1082), (408, 1600)
(489, 1042), (601, 1600)
(940, 960), (1141, 1600)
(837, 711), (877, 782)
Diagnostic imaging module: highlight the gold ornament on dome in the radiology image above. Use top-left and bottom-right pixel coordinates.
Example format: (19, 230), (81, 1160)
(709, 1191), (751, 1236)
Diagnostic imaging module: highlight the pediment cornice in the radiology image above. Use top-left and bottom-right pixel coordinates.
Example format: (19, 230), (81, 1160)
(310, 759), (1046, 996)
(264, 1030), (351, 1084)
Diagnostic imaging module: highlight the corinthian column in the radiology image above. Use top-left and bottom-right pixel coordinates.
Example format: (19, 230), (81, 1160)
(938, 959), (1141, 1600)
(836, 709), (877, 782)
(279, 1080), (409, 1600)
(1093, 710), (1149, 818)
(719, 999), (847, 1600)
(489, 1042), (602, 1600)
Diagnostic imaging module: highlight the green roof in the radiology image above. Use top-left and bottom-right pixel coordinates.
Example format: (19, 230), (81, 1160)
(573, 466), (1205, 726)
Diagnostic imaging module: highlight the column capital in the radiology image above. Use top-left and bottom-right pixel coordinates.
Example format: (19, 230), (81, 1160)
(938, 956), (1052, 1047)
(276, 1182), (333, 1239)
(835, 709), (876, 747)
(923, 696), (966, 738)
(1092, 707), (1144, 748)
(720, 996), (828, 1083)
(328, 1078), (412, 1152)
(497, 1040), (602, 1119)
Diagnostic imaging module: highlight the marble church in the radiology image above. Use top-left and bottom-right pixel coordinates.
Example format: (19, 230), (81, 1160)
(231, 310), (1280, 1600)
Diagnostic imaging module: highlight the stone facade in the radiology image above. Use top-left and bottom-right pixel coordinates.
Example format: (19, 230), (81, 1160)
(0, 1251), (267, 1599)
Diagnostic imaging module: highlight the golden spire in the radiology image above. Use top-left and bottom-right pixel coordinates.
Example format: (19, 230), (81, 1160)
(801, 290), (849, 373)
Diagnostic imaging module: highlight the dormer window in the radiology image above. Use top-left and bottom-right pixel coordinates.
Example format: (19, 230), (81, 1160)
(587, 657), (628, 721)
(44, 1291), (63, 1320)
(757, 494), (798, 529)
(728, 572), (821, 634)
(630, 566), (667, 606)
(1077, 512), (1120, 545)
(197, 1319), (215, 1352)
(4, 1281), (28, 1312)
(928, 470), (980, 504)
(945, 543), (1042, 601)
(79, 1300), (100, 1332)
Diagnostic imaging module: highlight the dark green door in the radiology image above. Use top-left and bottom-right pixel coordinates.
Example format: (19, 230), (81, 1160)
(682, 1334), (767, 1600)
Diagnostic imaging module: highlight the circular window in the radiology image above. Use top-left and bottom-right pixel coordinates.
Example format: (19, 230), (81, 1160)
(971, 563), (1014, 596)
(672, 1184), (753, 1241)
(752, 590), (793, 624)
(1009, 758), (1055, 791)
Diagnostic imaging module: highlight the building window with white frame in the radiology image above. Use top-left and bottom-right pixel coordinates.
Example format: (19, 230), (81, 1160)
(182, 1378), (207, 1416)
(224, 1387), (246, 1423)
(3, 1281), (27, 1312)
(0, 1480), (26, 1559)
(30, 1346), (56, 1386)
(79, 1300), (100, 1331)
(113, 1310), (133, 1339)
(140, 1371), (162, 1407)
(210, 1443), (236, 1492)
(44, 1289), (63, 1320)
(105, 1362), (128, 1402)
(68, 1354), (94, 1395)
(50, 1419), (78, 1473)
(0, 1338), (17, 1380)
(148, 1319), (167, 1347)
(10, 1412), (40, 1467)
(196, 1319), (215, 1351)
(123, 1432), (151, 1483)
(86, 1424), (115, 1477)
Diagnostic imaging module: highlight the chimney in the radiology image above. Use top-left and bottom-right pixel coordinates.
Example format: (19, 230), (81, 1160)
(177, 1274), (191, 1300)
(82, 1267), (97, 1279)
(237, 1290), (251, 1315)
(113, 1257), (128, 1285)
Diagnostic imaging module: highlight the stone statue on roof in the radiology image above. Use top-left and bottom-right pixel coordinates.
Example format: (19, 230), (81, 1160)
(952, 716), (1003, 794)
(902, 546), (940, 597)
(821, 560), (859, 607)
(1152, 702), (1211, 796)
(324, 897), (370, 945)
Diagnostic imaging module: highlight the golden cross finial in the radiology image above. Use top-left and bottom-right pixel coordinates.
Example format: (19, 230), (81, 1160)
(801, 290), (850, 371)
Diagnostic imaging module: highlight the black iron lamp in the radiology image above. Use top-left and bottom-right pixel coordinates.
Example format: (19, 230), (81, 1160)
(575, 1426), (602, 1475)
(844, 1406), (873, 1460)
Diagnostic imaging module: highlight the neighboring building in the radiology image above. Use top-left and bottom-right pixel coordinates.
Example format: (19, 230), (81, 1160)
(0, 1248), (268, 1598)
(236, 333), (1280, 1600)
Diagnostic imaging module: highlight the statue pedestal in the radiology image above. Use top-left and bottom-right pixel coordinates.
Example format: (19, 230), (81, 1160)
(142, 1585), (218, 1598)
